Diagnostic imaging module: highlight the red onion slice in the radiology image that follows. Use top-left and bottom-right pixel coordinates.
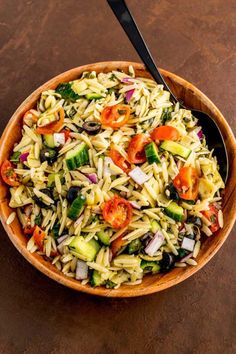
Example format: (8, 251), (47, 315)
(122, 77), (132, 83)
(130, 201), (141, 209)
(197, 130), (203, 140)
(76, 260), (88, 280)
(20, 152), (29, 162)
(57, 234), (69, 244)
(129, 167), (150, 185)
(145, 231), (164, 256)
(181, 237), (195, 252)
(180, 252), (193, 263)
(74, 214), (84, 227)
(125, 89), (135, 102)
(86, 173), (98, 184)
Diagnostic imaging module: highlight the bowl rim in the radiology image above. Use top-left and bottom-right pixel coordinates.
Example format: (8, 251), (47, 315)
(0, 61), (235, 297)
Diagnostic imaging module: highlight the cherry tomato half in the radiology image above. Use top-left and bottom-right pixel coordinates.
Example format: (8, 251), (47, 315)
(36, 108), (65, 134)
(127, 134), (150, 164)
(109, 148), (131, 173)
(202, 204), (220, 233)
(60, 128), (71, 142)
(33, 226), (46, 250)
(23, 109), (39, 127)
(101, 104), (130, 129)
(102, 195), (133, 229)
(23, 224), (36, 235)
(151, 126), (180, 142)
(111, 235), (126, 256)
(173, 166), (199, 200)
(1, 160), (20, 187)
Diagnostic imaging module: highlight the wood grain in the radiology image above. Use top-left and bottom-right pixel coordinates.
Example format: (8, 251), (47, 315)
(0, 61), (235, 297)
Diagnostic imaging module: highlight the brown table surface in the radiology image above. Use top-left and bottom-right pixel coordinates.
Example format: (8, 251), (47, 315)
(0, 1), (236, 353)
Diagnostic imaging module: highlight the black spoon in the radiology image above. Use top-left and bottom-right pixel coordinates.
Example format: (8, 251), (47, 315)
(107, 0), (228, 183)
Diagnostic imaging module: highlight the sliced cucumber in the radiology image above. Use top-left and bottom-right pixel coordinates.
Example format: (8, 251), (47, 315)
(47, 171), (64, 187)
(164, 201), (184, 221)
(44, 134), (56, 148)
(67, 194), (86, 220)
(86, 93), (103, 100)
(97, 230), (110, 246)
(127, 239), (142, 254)
(69, 236), (100, 262)
(150, 220), (161, 233)
(145, 142), (161, 164)
(90, 270), (104, 287)
(65, 143), (89, 170)
(160, 140), (191, 159)
(10, 151), (21, 163)
(141, 260), (160, 273)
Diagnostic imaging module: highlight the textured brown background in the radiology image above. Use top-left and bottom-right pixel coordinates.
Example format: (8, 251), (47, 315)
(0, 0), (236, 353)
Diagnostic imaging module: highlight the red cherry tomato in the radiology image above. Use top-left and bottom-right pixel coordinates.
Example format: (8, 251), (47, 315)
(33, 226), (46, 250)
(202, 204), (220, 233)
(23, 109), (39, 126)
(1, 160), (20, 187)
(109, 148), (131, 173)
(111, 235), (126, 256)
(102, 195), (133, 229)
(173, 166), (199, 200)
(127, 134), (150, 164)
(36, 108), (65, 134)
(101, 104), (130, 128)
(151, 126), (180, 142)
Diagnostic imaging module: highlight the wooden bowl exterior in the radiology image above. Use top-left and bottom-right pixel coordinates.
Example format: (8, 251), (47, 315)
(0, 61), (235, 297)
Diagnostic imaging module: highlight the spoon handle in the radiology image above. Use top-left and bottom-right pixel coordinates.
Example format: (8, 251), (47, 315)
(107, 0), (178, 102)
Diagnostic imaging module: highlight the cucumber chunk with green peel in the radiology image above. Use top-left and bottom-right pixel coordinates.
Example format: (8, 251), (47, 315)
(164, 201), (184, 221)
(47, 171), (64, 187)
(85, 93), (103, 100)
(145, 142), (161, 164)
(44, 134), (56, 148)
(127, 239), (142, 254)
(67, 194), (86, 220)
(97, 230), (110, 246)
(160, 140), (191, 159)
(141, 260), (160, 273)
(90, 270), (104, 287)
(150, 220), (161, 233)
(65, 143), (89, 170)
(69, 236), (100, 262)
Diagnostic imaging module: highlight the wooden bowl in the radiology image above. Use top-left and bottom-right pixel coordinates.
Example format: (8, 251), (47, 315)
(0, 61), (235, 297)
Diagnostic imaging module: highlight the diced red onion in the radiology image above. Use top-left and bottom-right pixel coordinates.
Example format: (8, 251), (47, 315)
(125, 89), (135, 102)
(145, 231), (164, 256)
(129, 167), (150, 185)
(181, 237), (195, 252)
(24, 204), (33, 217)
(57, 234), (69, 244)
(180, 252), (193, 263)
(75, 260), (88, 280)
(130, 201), (141, 209)
(54, 133), (65, 146)
(122, 77), (132, 83)
(86, 173), (98, 184)
(197, 130), (203, 140)
(74, 214), (84, 227)
(20, 152), (29, 162)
